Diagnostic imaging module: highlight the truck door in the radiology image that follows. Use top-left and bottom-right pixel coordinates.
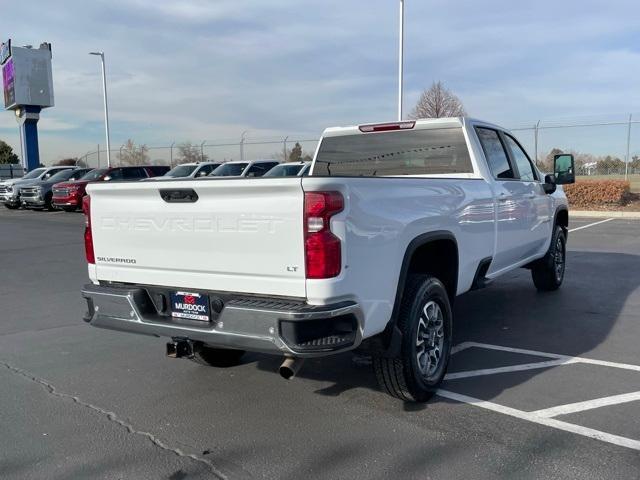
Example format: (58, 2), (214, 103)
(475, 127), (546, 274)
(502, 133), (552, 258)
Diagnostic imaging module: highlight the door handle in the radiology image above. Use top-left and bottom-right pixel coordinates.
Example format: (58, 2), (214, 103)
(159, 188), (199, 203)
(498, 193), (509, 202)
(525, 194), (536, 199)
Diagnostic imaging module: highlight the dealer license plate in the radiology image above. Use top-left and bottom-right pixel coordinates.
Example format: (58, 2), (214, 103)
(170, 291), (210, 322)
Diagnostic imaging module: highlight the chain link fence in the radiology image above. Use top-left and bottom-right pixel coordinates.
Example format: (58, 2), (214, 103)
(77, 136), (319, 170)
(74, 114), (640, 189)
(510, 114), (640, 183)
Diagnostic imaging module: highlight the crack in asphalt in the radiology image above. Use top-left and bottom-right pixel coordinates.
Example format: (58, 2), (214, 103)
(1, 361), (228, 480)
(0, 322), (84, 338)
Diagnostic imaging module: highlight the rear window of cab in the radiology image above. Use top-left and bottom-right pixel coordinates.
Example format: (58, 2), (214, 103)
(313, 127), (472, 176)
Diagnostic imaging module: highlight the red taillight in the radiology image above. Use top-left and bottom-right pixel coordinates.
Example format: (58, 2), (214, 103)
(304, 191), (343, 279)
(358, 121), (415, 133)
(82, 195), (95, 264)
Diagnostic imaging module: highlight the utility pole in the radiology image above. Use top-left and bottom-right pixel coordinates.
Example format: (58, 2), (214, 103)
(240, 131), (248, 160)
(624, 114), (632, 180)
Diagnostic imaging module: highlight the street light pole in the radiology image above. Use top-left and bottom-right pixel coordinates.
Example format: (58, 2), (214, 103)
(90, 52), (111, 167)
(398, 0), (405, 121)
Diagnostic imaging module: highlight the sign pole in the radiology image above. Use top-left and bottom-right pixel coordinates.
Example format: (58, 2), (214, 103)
(398, 0), (404, 121)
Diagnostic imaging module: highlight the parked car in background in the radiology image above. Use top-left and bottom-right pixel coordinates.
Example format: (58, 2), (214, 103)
(157, 162), (223, 180)
(264, 161), (311, 177)
(52, 165), (168, 212)
(20, 168), (93, 210)
(0, 166), (76, 209)
(209, 160), (279, 178)
(145, 165), (171, 177)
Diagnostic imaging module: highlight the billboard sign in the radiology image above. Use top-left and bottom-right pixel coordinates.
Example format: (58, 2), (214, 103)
(1, 42), (53, 110)
(2, 58), (15, 107)
(0, 39), (11, 65)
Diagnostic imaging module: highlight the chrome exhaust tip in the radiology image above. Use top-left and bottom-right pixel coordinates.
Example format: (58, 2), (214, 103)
(279, 356), (304, 380)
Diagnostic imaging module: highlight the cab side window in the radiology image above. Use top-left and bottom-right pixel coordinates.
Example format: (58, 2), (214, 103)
(246, 164), (273, 177)
(123, 167), (146, 180)
(198, 164), (215, 176)
(476, 128), (514, 179)
(504, 134), (537, 182)
(107, 169), (123, 180)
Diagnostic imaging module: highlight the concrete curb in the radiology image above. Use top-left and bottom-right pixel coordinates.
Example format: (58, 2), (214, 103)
(572, 210), (640, 219)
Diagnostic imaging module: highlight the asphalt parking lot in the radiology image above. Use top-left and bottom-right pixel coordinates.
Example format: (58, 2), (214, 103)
(1, 209), (639, 479)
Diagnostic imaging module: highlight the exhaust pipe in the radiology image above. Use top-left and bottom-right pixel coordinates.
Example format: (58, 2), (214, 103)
(279, 356), (305, 380)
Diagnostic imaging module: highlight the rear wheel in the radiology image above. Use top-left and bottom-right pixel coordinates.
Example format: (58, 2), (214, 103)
(373, 275), (452, 402)
(531, 225), (566, 291)
(61, 206), (78, 212)
(190, 344), (245, 367)
(4, 203), (19, 210)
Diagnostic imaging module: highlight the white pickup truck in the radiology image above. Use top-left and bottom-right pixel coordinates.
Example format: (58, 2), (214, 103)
(81, 117), (575, 402)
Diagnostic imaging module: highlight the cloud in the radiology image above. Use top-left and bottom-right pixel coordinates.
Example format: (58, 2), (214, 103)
(0, 0), (639, 163)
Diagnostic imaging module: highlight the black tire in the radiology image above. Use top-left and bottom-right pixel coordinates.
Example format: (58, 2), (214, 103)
(373, 275), (453, 402)
(44, 193), (55, 211)
(4, 203), (19, 210)
(190, 344), (245, 368)
(61, 206), (78, 212)
(532, 225), (566, 292)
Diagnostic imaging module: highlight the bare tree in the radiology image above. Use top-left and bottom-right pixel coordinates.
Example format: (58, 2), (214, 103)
(117, 139), (150, 166)
(409, 81), (466, 119)
(283, 142), (313, 163)
(176, 142), (208, 164)
(54, 158), (80, 166)
(289, 142), (302, 162)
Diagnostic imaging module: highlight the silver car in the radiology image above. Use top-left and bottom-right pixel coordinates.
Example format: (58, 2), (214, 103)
(0, 166), (75, 209)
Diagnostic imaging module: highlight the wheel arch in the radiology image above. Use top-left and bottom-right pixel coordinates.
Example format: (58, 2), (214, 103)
(367, 231), (459, 355)
(555, 206), (569, 230)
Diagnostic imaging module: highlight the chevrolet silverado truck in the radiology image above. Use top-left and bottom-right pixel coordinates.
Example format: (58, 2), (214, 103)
(81, 118), (575, 402)
(21, 168), (93, 210)
(209, 160), (280, 177)
(157, 162), (223, 180)
(0, 166), (75, 209)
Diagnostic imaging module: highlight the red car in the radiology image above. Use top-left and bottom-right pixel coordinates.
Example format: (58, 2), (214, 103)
(52, 165), (169, 211)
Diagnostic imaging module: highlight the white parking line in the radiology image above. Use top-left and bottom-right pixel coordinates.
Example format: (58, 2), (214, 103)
(437, 389), (640, 451)
(456, 342), (640, 373)
(532, 391), (640, 418)
(442, 342), (640, 451)
(569, 218), (614, 233)
(444, 358), (578, 380)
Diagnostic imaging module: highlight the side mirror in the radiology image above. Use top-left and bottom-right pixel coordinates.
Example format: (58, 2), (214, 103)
(543, 174), (557, 194)
(554, 154), (575, 185)
(197, 170), (207, 177)
(103, 175), (111, 182)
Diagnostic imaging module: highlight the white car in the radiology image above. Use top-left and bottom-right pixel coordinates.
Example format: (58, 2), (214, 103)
(81, 117), (574, 402)
(157, 162), (223, 180)
(209, 160), (280, 178)
(264, 161), (311, 177)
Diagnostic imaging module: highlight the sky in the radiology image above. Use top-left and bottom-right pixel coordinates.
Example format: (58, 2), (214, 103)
(1, 0), (640, 164)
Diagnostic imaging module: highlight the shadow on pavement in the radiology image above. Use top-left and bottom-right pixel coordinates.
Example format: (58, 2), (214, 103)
(252, 250), (640, 408)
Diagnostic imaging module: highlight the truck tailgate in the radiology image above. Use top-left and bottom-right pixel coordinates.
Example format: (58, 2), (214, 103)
(87, 178), (306, 298)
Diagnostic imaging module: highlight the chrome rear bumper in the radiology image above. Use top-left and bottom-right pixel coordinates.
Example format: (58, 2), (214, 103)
(82, 283), (363, 357)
